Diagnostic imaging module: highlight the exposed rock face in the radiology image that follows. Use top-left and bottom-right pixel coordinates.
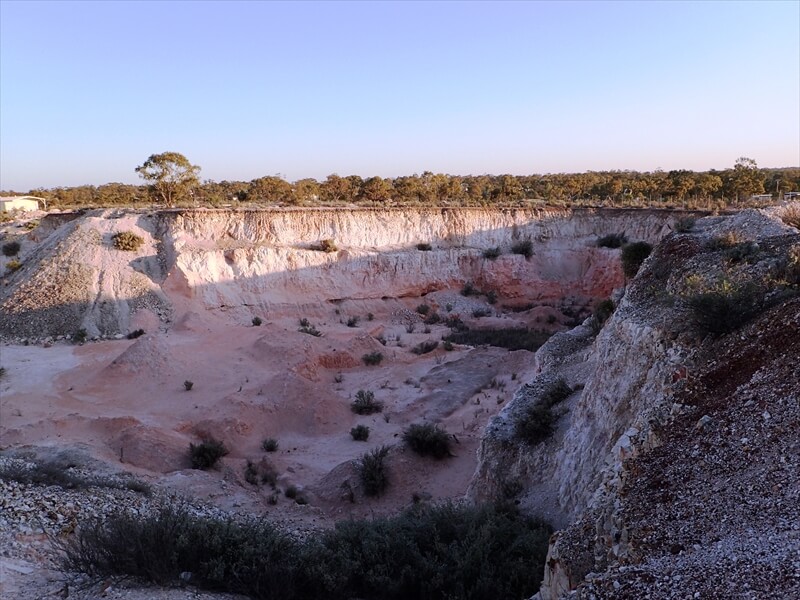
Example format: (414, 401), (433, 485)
(467, 206), (800, 599)
(0, 207), (688, 340)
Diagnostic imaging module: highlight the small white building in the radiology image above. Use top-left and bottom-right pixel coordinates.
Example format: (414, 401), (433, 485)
(0, 196), (45, 212)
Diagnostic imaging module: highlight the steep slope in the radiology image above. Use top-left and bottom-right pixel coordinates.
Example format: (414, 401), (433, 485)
(467, 206), (800, 599)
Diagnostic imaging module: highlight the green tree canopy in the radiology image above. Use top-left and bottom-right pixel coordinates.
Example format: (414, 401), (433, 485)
(135, 152), (201, 206)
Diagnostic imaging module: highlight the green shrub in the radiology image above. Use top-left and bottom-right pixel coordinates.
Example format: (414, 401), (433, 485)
(299, 318), (322, 336)
(423, 311), (441, 325)
(592, 299), (615, 333)
(443, 340), (454, 351)
(126, 328), (145, 339)
(5, 259), (22, 272)
(183, 380), (194, 391)
(674, 217), (696, 233)
(357, 445), (390, 496)
(461, 281), (478, 296)
(2, 241), (20, 256)
(514, 379), (571, 446)
(482, 247), (501, 260)
(112, 231), (144, 251)
(403, 423), (452, 459)
(252, 316), (263, 326)
(621, 241), (653, 278)
(362, 351), (383, 366)
(511, 239), (533, 257)
(262, 438), (278, 452)
(411, 340), (439, 355)
(346, 316), (360, 328)
(685, 282), (764, 336)
(416, 242), (432, 251)
(72, 328), (88, 344)
(596, 233), (627, 248)
(350, 424), (370, 441)
(62, 502), (552, 600)
(189, 438), (228, 470)
(416, 303), (431, 315)
(444, 328), (549, 352)
(351, 390), (383, 415)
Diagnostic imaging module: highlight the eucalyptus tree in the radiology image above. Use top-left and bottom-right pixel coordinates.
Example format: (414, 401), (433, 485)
(135, 152), (201, 206)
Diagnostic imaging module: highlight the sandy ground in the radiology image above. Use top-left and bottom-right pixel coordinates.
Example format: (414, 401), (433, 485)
(0, 300), (542, 525)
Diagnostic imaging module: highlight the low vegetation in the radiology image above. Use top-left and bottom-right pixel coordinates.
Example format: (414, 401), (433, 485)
(72, 328), (88, 344)
(511, 239), (533, 258)
(674, 217), (696, 233)
(183, 380), (194, 391)
(62, 501), (551, 600)
(262, 438), (279, 452)
(252, 316), (262, 326)
(621, 241), (653, 278)
(0, 459), (150, 495)
(415, 303), (430, 315)
(362, 351), (383, 366)
(416, 242), (432, 251)
(515, 379), (572, 446)
(482, 247), (501, 260)
(685, 280), (765, 336)
(357, 445), (390, 496)
(444, 327), (550, 352)
(126, 328), (145, 339)
(403, 423), (452, 459)
(111, 231), (144, 252)
(351, 390), (383, 415)
(781, 204), (800, 229)
(298, 318), (322, 337)
(2, 241), (20, 256)
(592, 299), (615, 333)
(189, 438), (228, 470)
(350, 424), (370, 441)
(5, 259), (22, 272)
(596, 233), (627, 248)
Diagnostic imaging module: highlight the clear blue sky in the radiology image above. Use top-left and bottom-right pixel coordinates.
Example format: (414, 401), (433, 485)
(1, 0), (798, 190)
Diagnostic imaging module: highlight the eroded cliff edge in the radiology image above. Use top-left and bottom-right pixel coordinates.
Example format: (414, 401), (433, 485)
(468, 205), (800, 599)
(1, 207), (686, 340)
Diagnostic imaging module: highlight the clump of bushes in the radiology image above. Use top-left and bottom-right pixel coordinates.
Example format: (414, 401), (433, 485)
(416, 303), (431, 315)
(411, 340), (439, 355)
(298, 318), (322, 337)
(2, 241), (20, 256)
(351, 390), (383, 415)
(313, 239), (338, 253)
(515, 378), (572, 446)
(61, 501), (552, 600)
(444, 327), (549, 352)
(112, 231), (144, 251)
(346, 316), (360, 328)
(262, 438), (278, 452)
(685, 280), (764, 336)
(183, 380), (194, 391)
(5, 259), (22, 272)
(482, 247), (501, 260)
(621, 241), (653, 278)
(674, 217), (696, 233)
(72, 328), (88, 344)
(592, 299), (615, 333)
(350, 424), (370, 441)
(461, 281), (479, 296)
(403, 423), (452, 459)
(596, 233), (627, 248)
(416, 242), (432, 251)
(706, 231), (743, 250)
(252, 316), (263, 326)
(357, 445), (390, 496)
(126, 328), (145, 339)
(189, 438), (228, 470)
(423, 311), (441, 325)
(362, 351), (383, 366)
(511, 239), (533, 258)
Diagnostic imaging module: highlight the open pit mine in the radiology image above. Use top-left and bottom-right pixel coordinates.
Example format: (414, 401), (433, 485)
(0, 205), (798, 600)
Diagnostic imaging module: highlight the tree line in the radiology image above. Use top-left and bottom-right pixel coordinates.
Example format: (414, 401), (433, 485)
(4, 155), (799, 210)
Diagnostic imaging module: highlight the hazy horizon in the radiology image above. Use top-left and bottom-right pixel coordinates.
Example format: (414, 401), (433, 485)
(1, 0), (798, 190)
